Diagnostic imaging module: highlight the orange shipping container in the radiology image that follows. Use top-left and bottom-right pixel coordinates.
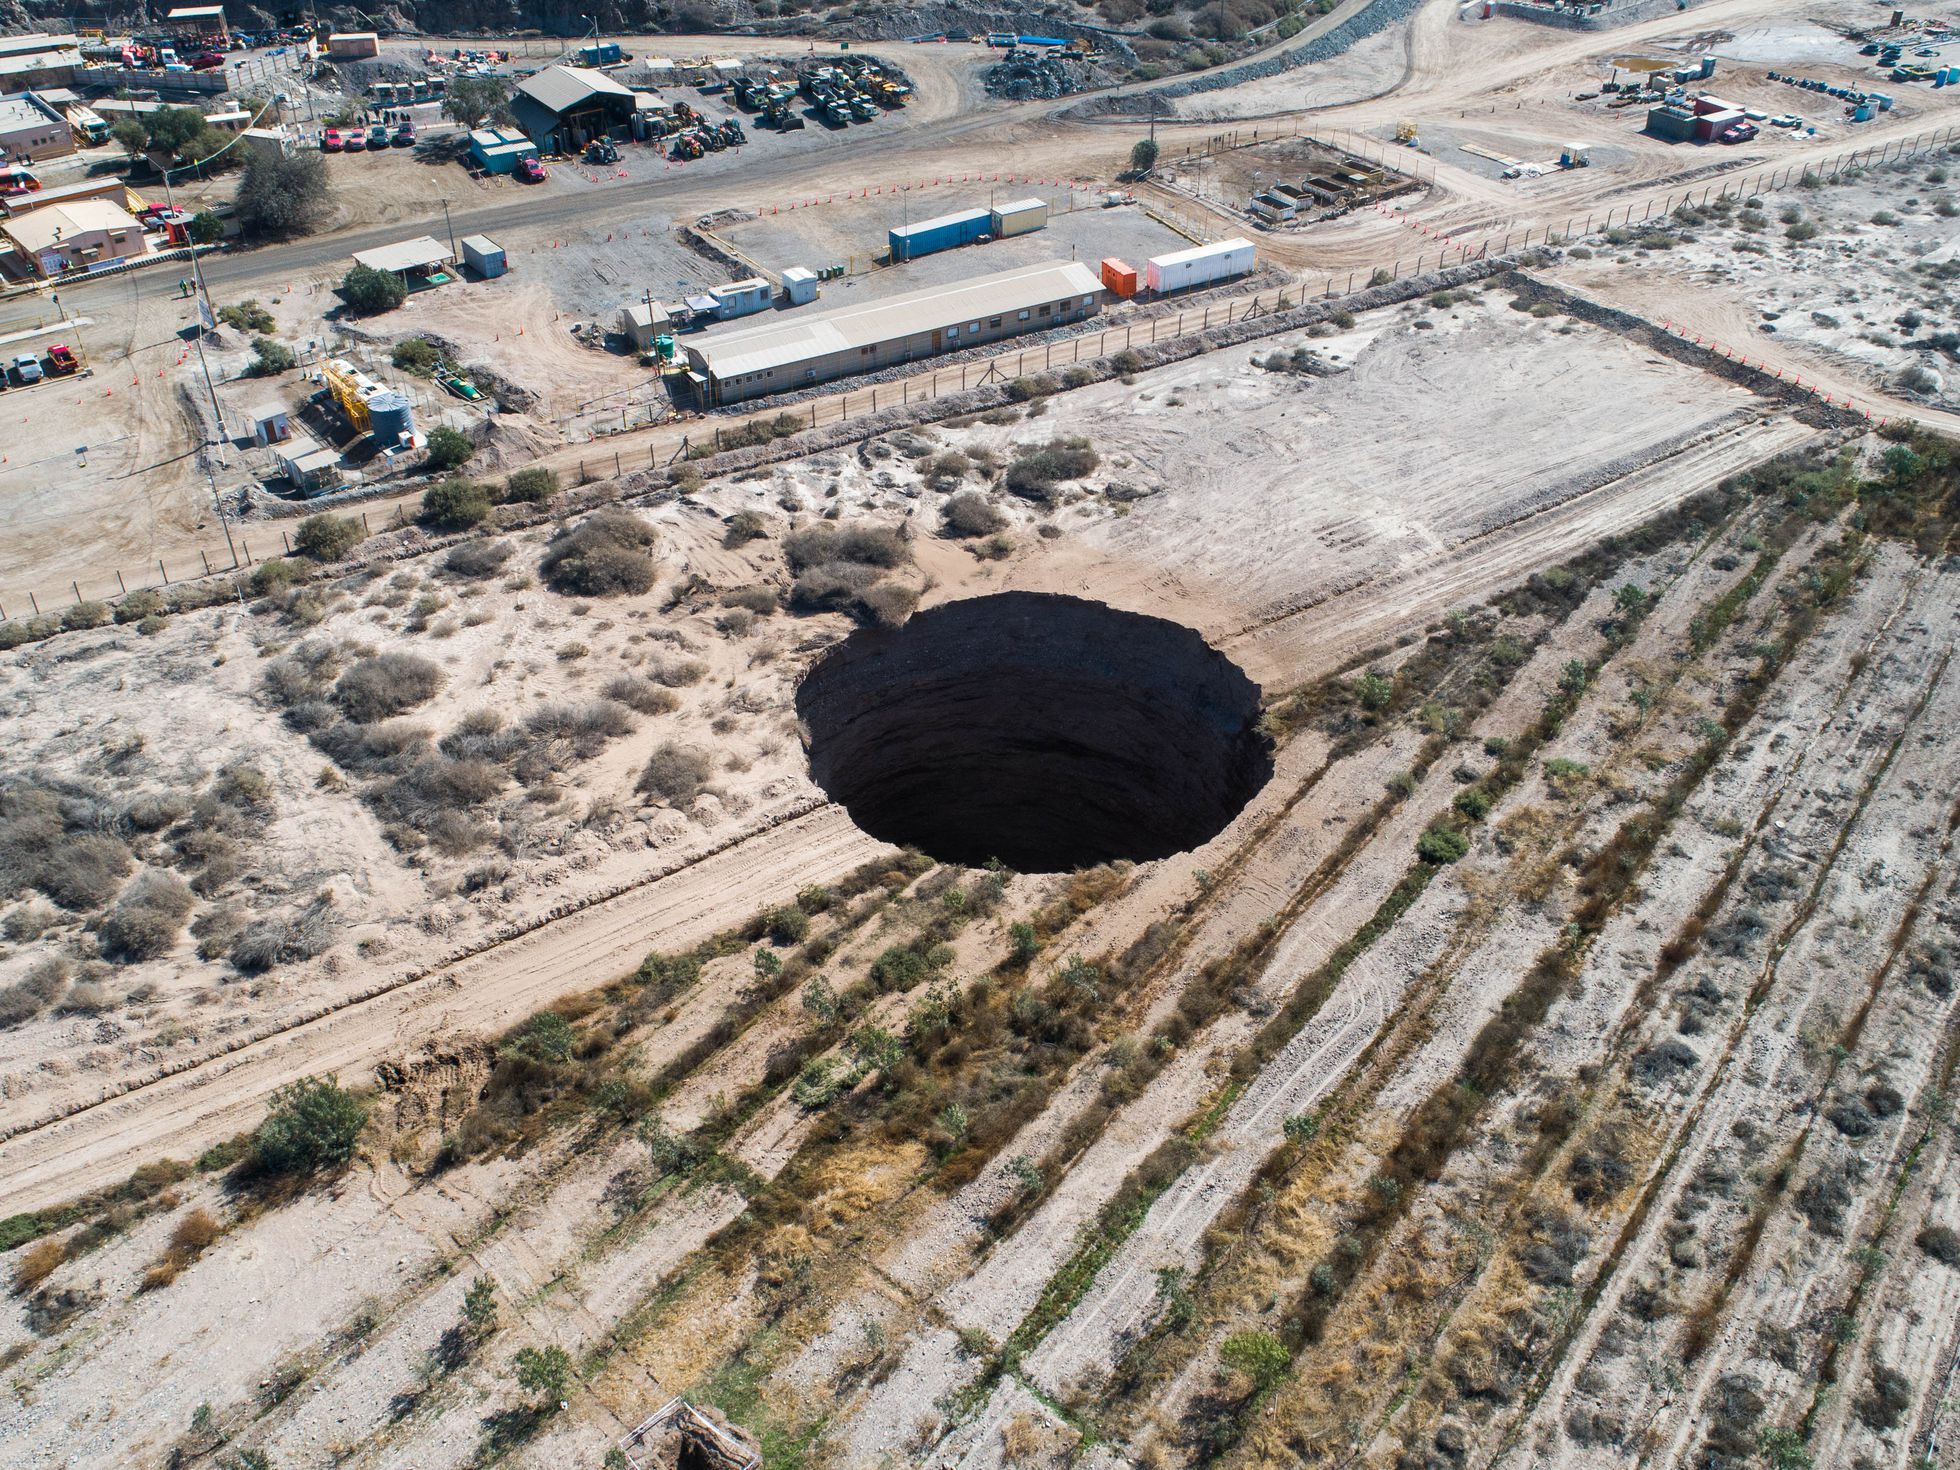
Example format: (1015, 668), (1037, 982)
(1100, 256), (1138, 297)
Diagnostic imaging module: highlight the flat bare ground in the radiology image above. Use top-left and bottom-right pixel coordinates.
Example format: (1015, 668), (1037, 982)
(9, 2), (1960, 1466)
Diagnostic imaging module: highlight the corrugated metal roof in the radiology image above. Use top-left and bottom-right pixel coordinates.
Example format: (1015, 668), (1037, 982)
(691, 260), (1102, 381)
(516, 64), (636, 115)
(992, 197), (1045, 216)
(888, 207), (989, 242)
(459, 234), (502, 255)
(351, 235), (453, 273)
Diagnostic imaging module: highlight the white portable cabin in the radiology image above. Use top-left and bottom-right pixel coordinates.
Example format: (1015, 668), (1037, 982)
(781, 266), (818, 306)
(1144, 237), (1255, 294)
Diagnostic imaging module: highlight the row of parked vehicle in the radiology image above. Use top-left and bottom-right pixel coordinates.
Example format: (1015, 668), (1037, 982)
(4, 344), (80, 387)
(319, 122), (416, 153)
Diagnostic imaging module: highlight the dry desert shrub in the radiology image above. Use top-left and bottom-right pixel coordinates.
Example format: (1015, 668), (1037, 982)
(98, 870), (195, 963)
(441, 539), (514, 580)
(638, 743), (713, 805)
(0, 957), (70, 1029)
(603, 675), (681, 716)
(942, 492), (1007, 539)
(229, 892), (336, 975)
(333, 652), (444, 723)
(11, 1237), (66, 1296)
(142, 1208), (222, 1292)
(783, 523), (908, 573)
(540, 508), (659, 597)
(720, 584), (780, 616)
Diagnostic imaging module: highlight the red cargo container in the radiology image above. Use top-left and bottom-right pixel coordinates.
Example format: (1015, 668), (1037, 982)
(1100, 256), (1138, 297)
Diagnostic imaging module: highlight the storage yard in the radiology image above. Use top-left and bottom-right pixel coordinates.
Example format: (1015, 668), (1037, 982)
(6, 1), (1960, 1469)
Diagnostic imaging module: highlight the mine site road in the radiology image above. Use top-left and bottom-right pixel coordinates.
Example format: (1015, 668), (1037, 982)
(2, 0), (1951, 339)
(0, 804), (893, 1218)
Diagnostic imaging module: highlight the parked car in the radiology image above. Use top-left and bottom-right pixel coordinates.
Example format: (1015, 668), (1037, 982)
(367, 124), (389, 151)
(344, 128), (367, 152)
(192, 50), (226, 70)
(44, 344), (78, 375)
(1719, 122), (1758, 143)
(13, 353), (44, 384)
(515, 154), (545, 182)
(392, 121), (415, 147)
(1770, 113), (1802, 127)
(320, 126), (343, 151)
(1, 166), (40, 195)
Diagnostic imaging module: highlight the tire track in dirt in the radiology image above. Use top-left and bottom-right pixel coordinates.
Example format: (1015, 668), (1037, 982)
(1223, 415), (1817, 686)
(0, 806), (890, 1216)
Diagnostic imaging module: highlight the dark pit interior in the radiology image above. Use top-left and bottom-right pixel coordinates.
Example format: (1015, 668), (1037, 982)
(796, 592), (1273, 873)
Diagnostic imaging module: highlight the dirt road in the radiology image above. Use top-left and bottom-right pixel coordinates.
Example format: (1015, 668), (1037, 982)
(0, 806), (888, 1216)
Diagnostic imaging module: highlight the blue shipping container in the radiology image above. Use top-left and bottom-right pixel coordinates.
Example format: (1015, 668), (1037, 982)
(888, 207), (991, 262)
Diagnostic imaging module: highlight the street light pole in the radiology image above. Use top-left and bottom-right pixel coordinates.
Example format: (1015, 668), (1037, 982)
(441, 197), (456, 259)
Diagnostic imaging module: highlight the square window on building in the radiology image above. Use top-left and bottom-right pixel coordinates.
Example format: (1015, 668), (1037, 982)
(1017, 310), (1030, 321)
(989, 317), (1001, 328)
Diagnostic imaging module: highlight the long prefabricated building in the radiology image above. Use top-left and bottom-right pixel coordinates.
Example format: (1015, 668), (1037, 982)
(684, 259), (1104, 405)
(887, 198), (1049, 262)
(1145, 237), (1255, 294)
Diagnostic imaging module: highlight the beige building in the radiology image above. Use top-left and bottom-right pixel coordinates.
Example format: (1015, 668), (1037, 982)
(684, 259), (1104, 406)
(0, 36), (82, 94)
(3, 199), (149, 276)
(0, 92), (75, 163)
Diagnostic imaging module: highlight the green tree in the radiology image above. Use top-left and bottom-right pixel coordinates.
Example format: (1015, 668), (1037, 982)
(499, 1011), (574, 1063)
(146, 105), (207, 156)
(110, 117), (148, 162)
(504, 467), (558, 504)
(292, 512), (365, 561)
(340, 262), (406, 315)
(236, 151), (329, 238)
(1130, 137), (1160, 172)
(1219, 1330), (1290, 1392)
(443, 76), (513, 130)
(252, 1074), (368, 1176)
(420, 473), (491, 528)
(461, 1275), (498, 1337)
(423, 426), (476, 472)
(1354, 671), (1393, 711)
(511, 1344), (573, 1405)
(187, 210), (224, 245)
(247, 337), (295, 376)
(765, 905), (809, 946)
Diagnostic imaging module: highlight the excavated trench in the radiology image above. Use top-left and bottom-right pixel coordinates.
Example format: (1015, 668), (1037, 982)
(796, 593), (1272, 873)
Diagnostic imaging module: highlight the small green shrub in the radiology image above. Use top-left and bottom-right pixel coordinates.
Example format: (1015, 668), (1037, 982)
(1417, 826), (1469, 864)
(292, 513), (365, 561)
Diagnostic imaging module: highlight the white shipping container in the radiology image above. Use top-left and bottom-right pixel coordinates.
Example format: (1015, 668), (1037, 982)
(990, 196), (1048, 238)
(1145, 236), (1255, 294)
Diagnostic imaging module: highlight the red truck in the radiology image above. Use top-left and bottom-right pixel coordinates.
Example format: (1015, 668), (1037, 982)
(44, 344), (79, 376)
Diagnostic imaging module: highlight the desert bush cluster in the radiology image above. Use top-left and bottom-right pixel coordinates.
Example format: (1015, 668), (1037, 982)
(784, 522), (919, 627)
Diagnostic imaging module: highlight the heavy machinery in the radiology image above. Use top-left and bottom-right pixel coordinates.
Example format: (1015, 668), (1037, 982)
(586, 137), (619, 163)
(822, 97), (852, 126)
(850, 95), (878, 121)
(763, 100), (804, 130)
(671, 131), (704, 159)
(699, 124), (726, 151)
(718, 118), (745, 147)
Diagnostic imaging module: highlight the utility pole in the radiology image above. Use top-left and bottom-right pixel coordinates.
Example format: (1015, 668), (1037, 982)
(441, 197), (457, 259)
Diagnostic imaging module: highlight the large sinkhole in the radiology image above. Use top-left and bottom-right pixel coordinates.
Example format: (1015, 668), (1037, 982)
(796, 592), (1273, 873)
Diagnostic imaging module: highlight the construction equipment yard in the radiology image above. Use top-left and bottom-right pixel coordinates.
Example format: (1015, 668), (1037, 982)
(4, 0), (1960, 1468)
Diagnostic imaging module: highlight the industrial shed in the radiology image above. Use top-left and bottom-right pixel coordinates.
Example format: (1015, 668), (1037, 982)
(510, 65), (638, 153)
(684, 259), (1103, 406)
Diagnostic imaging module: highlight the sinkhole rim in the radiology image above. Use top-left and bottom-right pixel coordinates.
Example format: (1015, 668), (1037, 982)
(795, 591), (1273, 874)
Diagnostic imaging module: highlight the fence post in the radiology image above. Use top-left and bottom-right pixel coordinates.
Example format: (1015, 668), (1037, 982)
(28, 592), (38, 615)
(615, 450), (622, 477)
(159, 560), (168, 584)
(361, 510), (370, 533)
(200, 550), (211, 576)
(116, 569), (126, 594)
